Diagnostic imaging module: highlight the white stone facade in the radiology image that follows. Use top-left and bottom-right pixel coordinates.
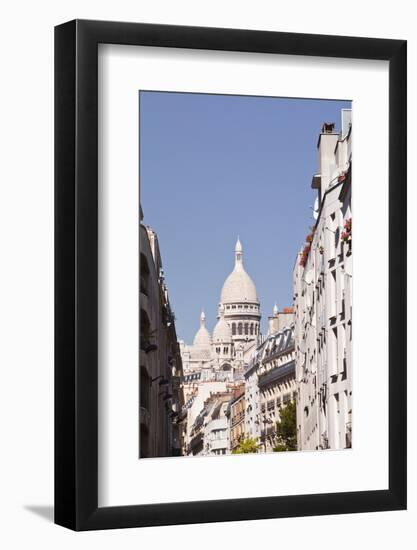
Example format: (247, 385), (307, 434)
(244, 322), (296, 451)
(187, 392), (231, 456)
(293, 110), (352, 451)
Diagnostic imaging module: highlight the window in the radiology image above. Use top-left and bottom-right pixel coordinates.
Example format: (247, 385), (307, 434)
(244, 323), (249, 335)
(238, 323), (243, 335)
(250, 324), (254, 335)
(328, 327), (338, 376)
(140, 253), (150, 296)
(232, 323), (236, 335)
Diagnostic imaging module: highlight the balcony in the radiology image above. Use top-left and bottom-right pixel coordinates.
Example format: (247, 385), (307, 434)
(258, 360), (295, 388)
(140, 291), (150, 316)
(206, 418), (227, 432)
(231, 410), (245, 426)
(140, 275), (149, 297)
(210, 439), (228, 451)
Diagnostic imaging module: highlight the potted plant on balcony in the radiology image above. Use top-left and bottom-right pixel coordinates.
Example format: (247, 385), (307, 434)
(341, 217), (352, 255)
(299, 244), (311, 267)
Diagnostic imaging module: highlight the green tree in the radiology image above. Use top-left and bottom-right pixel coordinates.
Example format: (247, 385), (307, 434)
(232, 437), (260, 454)
(273, 401), (297, 452)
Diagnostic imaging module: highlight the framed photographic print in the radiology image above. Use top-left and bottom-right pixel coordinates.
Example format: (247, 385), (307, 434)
(55, 20), (407, 530)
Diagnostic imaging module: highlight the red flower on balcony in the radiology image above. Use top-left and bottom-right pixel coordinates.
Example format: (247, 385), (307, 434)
(299, 244), (311, 267)
(341, 217), (352, 244)
(344, 217), (352, 232)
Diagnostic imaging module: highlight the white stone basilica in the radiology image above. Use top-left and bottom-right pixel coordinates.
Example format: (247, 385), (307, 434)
(180, 238), (262, 384)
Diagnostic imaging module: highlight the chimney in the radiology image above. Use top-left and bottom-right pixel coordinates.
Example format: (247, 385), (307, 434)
(321, 122), (335, 133)
(317, 122), (339, 196)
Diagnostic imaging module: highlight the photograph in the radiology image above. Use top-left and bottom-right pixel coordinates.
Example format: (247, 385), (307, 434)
(0, 2), (408, 542)
(139, 91), (352, 458)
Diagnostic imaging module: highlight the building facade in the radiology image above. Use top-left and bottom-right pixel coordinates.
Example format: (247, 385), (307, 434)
(244, 321), (296, 452)
(258, 324), (296, 452)
(188, 391), (231, 456)
(139, 210), (185, 458)
(267, 305), (294, 335)
(227, 387), (246, 452)
(293, 110), (352, 451)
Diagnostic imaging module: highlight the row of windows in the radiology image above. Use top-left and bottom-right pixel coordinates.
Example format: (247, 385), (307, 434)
(215, 346), (229, 354)
(210, 429), (227, 441)
(225, 304), (258, 311)
(231, 322), (259, 336)
(260, 393), (296, 413)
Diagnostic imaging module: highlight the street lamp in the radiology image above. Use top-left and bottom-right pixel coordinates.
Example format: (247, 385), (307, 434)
(262, 415), (273, 452)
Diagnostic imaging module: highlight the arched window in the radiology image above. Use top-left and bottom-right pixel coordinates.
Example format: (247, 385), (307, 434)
(250, 324), (254, 335)
(244, 323), (249, 335)
(238, 323), (243, 335)
(232, 323), (236, 335)
(140, 309), (153, 351)
(140, 253), (150, 296)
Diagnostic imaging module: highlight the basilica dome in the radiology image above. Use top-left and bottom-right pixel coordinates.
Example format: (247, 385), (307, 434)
(220, 238), (258, 304)
(213, 309), (232, 342)
(193, 310), (212, 348)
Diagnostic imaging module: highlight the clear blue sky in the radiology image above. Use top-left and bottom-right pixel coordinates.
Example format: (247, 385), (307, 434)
(140, 91), (351, 343)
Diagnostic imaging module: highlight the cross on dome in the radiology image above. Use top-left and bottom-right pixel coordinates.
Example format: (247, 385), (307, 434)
(200, 310), (206, 326)
(235, 236), (243, 266)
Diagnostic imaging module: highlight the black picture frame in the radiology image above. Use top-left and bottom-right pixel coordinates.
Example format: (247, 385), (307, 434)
(55, 19), (407, 531)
